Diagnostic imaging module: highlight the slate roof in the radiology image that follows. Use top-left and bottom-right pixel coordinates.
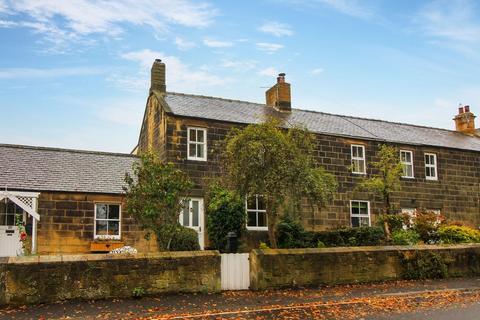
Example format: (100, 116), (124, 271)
(0, 144), (137, 194)
(161, 92), (480, 152)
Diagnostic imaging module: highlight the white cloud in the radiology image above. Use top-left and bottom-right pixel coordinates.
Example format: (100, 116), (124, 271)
(258, 67), (278, 77)
(256, 42), (284, 53)
(174, 36), (196, 51)
(258, 21), (293, 37)
(203, 38), (234, 48)
(118, 49), (232, 92)
(221, 59), (257, 71)
(315, 0), (373, 19)
(1, 0), (217, 51)
(416, 0), (480, 46)
(0, 67), (102, 79)
(0, 20), (17, 27)
(311, 68), (324, 75)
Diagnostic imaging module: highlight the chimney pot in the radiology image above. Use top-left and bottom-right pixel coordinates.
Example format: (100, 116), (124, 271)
(454, 105), (476, 134)
(266, 72), (291, 112)
(150, 59), (166, 94)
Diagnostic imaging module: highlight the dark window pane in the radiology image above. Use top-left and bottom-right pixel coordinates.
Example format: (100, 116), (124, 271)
(351, 202), (360, 215)
(108, 205), (120, 220)
(192, 201), (199, 227)
(197, 130), (204, 143)
(247, 196), (256, 210)
(257, 196), (266, 210)
(6, 214), (15, 226)
(197, 144), (204, 158)
(189, 143), (196, 157)
(108, 221), (120, 235)
(359, 217), (370, 227)
(247, 211), (257, 227)
(258, 212), (267, 227)
(351, 217), (359, 228)
(182, 203), (189, 226)
(359, 202), (368, 215)
(96, 204), (107, 219)
(189, 129), (196, 142)
(96, 220), (108, 235)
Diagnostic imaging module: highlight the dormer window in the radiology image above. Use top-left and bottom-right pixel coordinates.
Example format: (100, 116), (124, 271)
(187, 127), (207, 161)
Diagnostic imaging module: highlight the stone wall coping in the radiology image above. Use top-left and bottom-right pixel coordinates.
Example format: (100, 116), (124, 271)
(4, 250), (220, 264)
(252, 244), (480, 256)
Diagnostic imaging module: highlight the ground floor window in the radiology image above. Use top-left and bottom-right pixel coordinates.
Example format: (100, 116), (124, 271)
(350, 200), (370, 227)
(94, 203), (121, 240)
(246, 195), (267, 231)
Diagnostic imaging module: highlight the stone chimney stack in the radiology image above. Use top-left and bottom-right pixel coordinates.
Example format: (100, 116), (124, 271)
(150, 59), (166, 94)
(454, 105), (476, 134)
(265, 73), (291, 112)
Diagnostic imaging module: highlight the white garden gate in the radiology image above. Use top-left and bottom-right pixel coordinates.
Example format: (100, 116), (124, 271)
(221, 253), (250, 290)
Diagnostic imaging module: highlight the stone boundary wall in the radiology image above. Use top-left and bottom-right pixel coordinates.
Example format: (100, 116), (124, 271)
(249, 244), (480, 290)
(0, 251), (220, 306)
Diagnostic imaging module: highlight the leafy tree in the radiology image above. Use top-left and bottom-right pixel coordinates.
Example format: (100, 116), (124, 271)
(206, 183), (246, 252)
(222, 119), (337, 248)
(124, 152), (193, 250)
(357, 144), (403, 239)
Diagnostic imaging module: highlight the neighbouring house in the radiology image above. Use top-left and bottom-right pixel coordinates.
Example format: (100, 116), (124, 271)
(0, 145), (158, 256)
(1, 58), (480, 255)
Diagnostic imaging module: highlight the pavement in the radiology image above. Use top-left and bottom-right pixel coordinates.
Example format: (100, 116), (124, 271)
(1, 278), (480, 319)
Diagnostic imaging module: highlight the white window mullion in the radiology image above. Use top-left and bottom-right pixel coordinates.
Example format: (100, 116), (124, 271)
(187, 127), (207, 161)
(400, 150), (414, 178)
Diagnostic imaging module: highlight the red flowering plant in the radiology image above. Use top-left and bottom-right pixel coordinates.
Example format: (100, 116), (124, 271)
(15, 214), (27, 249)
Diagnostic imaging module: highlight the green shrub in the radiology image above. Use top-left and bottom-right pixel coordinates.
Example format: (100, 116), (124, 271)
(314, 226), (385, 247)
(377, 214), (406, 233)
(277, 215), (308, 248)
(132, 287), (146, 298)
(414, 210), (443, 244)
(401, 251), (448, 280)
(259, 242), (270, 249)
(392, 229), (420, 245)
(438, 225), (480, 244)
(206, 184), (246, 252)
(169, 226), (200, 251)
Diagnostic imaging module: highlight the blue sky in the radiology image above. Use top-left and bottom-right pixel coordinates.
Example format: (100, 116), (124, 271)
(1, 0), (480, 153)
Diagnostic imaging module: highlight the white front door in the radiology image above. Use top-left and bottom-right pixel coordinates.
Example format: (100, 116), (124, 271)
(0, 200), (23, 257)
(180, 198), (205, 250)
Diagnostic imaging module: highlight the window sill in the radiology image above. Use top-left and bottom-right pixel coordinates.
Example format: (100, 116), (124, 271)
(187, 157), (207, 162)
(246, 227), (268, 231)
(401, 176), (415, 179)
(351, 172), (367, 175)
(425, 177), (438, 181)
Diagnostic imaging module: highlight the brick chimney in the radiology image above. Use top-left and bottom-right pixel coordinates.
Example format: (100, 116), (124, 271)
(454, 105), (476, 134)
(150, 59), (166, 94)
(265, 73), (291, 112)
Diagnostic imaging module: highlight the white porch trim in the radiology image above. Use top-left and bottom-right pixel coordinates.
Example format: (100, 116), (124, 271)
(0, 190), (40, 254)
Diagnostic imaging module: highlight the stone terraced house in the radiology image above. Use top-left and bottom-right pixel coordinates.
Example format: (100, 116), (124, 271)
(1, 59), (480, 255)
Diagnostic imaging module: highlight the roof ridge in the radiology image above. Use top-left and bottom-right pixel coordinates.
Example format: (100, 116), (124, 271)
(166, 91), (462, 134)
(0, 143), (138, 158)
(293, 107), (460, 134)
(167, 91), (265, 106)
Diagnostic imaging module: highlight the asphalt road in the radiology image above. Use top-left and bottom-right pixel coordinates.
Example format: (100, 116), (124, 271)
(2, 278), (480, 319)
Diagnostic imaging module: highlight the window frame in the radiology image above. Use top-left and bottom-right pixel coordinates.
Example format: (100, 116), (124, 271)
(187, 127), (207, 161)
(349, 200), (371, 227)
(424, 153), (438, 181)
(351, 144), (366, 174)
(246, 195), (268, 231)
(400, 150), (414, 178)
(94, 203), (122, 240)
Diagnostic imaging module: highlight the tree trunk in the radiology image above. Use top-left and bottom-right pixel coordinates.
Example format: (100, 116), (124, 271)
(384, 194), (392, 241)
(267, 199), (278, 248)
